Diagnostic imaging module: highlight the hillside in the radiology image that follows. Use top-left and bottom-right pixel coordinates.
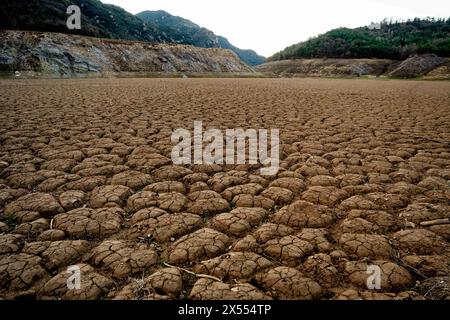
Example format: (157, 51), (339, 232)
(270, 18), (450, 61)
(136, 11), (266, 66)
(0, 30), (254, 77)
(0, 0), (265, 66)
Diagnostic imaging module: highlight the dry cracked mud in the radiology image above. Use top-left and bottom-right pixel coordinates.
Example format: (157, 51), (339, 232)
(0, 78), (449, 300)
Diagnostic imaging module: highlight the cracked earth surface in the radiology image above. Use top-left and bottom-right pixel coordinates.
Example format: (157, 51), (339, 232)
(0, 78), (449, 300)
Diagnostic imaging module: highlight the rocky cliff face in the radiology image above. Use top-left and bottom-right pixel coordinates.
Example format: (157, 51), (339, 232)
(0, 31), (254, 77)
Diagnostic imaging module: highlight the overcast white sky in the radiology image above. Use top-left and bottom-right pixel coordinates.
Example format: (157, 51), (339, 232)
(103, 0), (450, 57)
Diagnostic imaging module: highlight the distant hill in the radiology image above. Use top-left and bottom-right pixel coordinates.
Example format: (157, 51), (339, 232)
(217, 36), (265, 67)
(269, 18), (450, 61)
(136, 11), (266, 66)
(0, 1), (265, 66)
(135, 10), (219, 48)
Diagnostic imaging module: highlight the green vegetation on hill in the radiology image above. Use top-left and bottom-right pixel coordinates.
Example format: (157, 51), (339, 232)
(269, 18), (450, 61)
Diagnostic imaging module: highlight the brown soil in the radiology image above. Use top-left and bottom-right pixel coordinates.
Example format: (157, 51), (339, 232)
(0, 78), (449, 300)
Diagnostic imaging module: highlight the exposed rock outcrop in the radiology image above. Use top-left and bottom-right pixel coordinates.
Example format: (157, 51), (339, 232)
(0, 30), (254, 77)
(388, 54), (447, 78)
(256, 55), (449, 79)
(255, 58), (395, 77)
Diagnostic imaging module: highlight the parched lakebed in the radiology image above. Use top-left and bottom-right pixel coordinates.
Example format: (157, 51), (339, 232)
(0, 78), (449, 300)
